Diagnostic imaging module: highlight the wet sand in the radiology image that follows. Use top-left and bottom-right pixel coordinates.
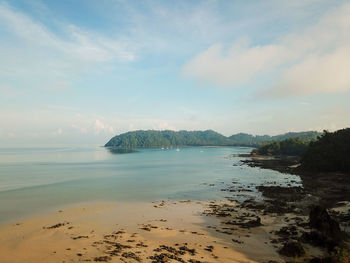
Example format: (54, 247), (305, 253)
(0, 200), (285, 263)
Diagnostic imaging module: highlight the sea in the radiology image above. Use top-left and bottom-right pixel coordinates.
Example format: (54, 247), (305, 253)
(0, 146), (301, 224)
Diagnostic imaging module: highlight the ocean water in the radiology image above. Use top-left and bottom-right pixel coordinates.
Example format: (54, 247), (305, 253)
(0, 147), (301, 223)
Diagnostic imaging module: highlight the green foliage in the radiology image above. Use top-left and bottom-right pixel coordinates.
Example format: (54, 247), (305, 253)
(105, 130), (233, 147)
(229, 131), (320, 147)
(301, 128), (350, 172)
(105, 130), (321, 148)
(254, 138), (309, 156)
(229, 133), (270, 147)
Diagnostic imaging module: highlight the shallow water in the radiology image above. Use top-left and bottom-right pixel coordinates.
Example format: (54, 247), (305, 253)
(0, 147), (301, 223)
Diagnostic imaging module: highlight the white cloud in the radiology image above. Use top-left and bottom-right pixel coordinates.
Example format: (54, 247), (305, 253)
(71, 124), (88, 134)
(268, 47), (350, 97)
(183, 2), (350, 97)
(0, 4), (135, 63)
(0, 3), (136, 90)
(94, 119), (115, 135)
(152, 121), (177, 131)
(183, 41), (290, 86)
(52, 128), (63, 136)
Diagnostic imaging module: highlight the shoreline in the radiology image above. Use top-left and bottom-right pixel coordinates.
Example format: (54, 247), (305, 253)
(1, 153), (349, 262)
(237, 154), (350, 261)
(0, 200), (285, 263)
(240, 154), (350, 207)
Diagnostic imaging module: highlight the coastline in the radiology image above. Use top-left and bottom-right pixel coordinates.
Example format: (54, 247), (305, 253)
(1, 151), (349, 262)
(0, 200), (285, 263)
(240, 154), (350, 207)
(238, 154), (350, 261)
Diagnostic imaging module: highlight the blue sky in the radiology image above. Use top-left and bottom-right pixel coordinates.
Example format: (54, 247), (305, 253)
(0, 0), (349, 146)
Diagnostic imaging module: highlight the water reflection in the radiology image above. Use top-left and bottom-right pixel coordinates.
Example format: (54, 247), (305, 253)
(107, 147), (138, 155)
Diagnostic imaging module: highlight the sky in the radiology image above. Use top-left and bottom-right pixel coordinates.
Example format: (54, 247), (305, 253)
(0, 0), (350, 146)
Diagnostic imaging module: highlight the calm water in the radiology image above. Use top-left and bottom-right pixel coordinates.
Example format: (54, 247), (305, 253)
(0, 147), (301, 223)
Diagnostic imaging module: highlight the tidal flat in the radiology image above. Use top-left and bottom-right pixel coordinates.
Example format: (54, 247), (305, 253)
(0, 147), (348, 262)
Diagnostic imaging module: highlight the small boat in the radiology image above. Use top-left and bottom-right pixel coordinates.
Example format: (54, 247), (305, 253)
(176, 148), (180, 152)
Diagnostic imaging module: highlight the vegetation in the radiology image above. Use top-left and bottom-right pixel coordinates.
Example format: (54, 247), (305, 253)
(301, 128), (350, 172)
(229, 133), (270, 146)
(253, 128), (350, 172)
(252, 138), (309, 156)
(105, 130), (233, 147)
(105, 130), (320, 148)
(229, 131), (321, 147)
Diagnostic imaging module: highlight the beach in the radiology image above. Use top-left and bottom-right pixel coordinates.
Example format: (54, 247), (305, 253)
(0, 199), (288, 263)
(1, 147), (349, 262)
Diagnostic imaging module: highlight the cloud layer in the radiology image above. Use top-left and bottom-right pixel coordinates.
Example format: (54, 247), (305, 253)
(0, 3), (135, 89)
(183, 2), (350, 97)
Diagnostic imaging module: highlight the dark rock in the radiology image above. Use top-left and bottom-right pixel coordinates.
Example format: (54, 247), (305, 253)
(121, 252), (141, 262)
(149, 252), (185, 263)
(309, 257), (322, 263)
(309, 205), (341, 239)
(256, 186), (305, 202)
(300, 231), (327, 247)
(225, 216), (262, 228)
(300, 230), (339, 251)
(204, 245), (214, 252)
(279, 241), (305, 257)
(94, 256), (112, 262)
(44, 222), (69, 229)
(178, 245), (196, 255)
(275, 226), (298, 238)
(72, 235), (89, 240)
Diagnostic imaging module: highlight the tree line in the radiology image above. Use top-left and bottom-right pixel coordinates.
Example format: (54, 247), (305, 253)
(253, 128), (350, 172)
(105, 130), (320, 148)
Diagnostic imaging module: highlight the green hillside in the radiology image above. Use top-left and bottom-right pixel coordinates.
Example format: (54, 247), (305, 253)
(229, 131), (320, 147)
(105, 130), (233, 147)
(252, 138), (309, 156)
(301, 128), (350, 172)
(105, 130), (321, 148)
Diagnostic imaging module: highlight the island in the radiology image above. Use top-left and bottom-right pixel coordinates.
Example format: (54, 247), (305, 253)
(105, 129), (321, 148)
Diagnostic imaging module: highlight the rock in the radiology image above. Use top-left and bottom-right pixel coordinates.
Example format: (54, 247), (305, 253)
(300, 231), (328, 248)
(94, 256), (112, 262)
(204, 245), (214, 252)
(225, 216), (262, 228)
(309, 205), (341, 239)
(256, 186), (306, 202)
(121, 252), (141, 262)
(279, 241), (305, 257)
(309, 257), (322, 263)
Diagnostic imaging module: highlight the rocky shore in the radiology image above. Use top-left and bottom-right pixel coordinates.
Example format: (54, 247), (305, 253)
(235, 154), (350, 262)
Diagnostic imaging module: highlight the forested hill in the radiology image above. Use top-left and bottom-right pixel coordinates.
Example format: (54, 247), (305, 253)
(105, 130), (232, 147)
(229, 131), (321, 146)
(105, 130), (321, 148)
(301, 128), (350, 172)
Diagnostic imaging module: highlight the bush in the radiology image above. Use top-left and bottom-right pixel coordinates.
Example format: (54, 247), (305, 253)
(255, 138), (308, 156)
(301, 128), (350, 172)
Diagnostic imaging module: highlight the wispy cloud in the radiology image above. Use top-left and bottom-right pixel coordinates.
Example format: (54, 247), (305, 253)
(183, 2), (350, 97)
(52, 128), (63, 136)
(0, 2), (136, 90)
(0, 83), (16, 97)
(0, 3), (136, 62)
(94, 119), (115, 135)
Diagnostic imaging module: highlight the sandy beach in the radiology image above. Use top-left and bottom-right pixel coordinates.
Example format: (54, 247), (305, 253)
(1, 149), (349, 263)
(0, 200), (288, 263)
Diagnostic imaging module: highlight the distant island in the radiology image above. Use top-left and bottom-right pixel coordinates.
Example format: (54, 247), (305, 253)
(104, 130), (321, 148)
